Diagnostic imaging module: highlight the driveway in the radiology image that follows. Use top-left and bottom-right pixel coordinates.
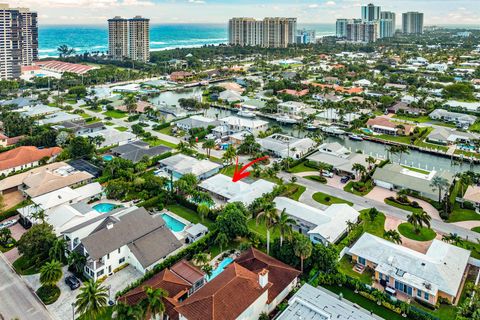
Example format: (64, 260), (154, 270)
(365, 187), (441, 220)
(5, 214), (28, 240)
(0, 253), (52, 320)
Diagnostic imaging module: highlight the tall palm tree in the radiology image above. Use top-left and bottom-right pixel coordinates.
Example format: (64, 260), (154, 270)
(293, 236), (312, 273)
(192, 253), (209, 267)
(459, 173), (473, 208)
(396, 145), (410, 164)
(366, 156), (376, 171)
(407, 211), (432, 234)
(384, 230), (402, 244)
(202, 139), (215, 158)
(197, 203), (210, 222)
(75, 280), (109, 319)
(215, 232), (229, 253)
(351, 163), (366, 180)
(274, 209), (295, 247)
(430, 176), (450, 204)
(49, 238), (66, 262)
(256, 203), (279, 255)
(67, 251), (86, 274)
(39, 260), (63, 287)
(142, 286), (168, 320)
(442, 233), (463, 245)
(113, 302), (144, 320)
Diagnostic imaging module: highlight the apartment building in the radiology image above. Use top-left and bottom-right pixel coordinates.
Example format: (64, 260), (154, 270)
(0, 4), (38, 80)
(346, 20), (379, 43)
(402, 11), (424, 34)
(380, 11), (396, 38)
(108, 16), (150, 62)
(361, 3), (380, 22)
(228, 17), (297, 48)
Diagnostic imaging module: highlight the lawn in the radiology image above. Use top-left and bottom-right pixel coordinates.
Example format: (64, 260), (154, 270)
(392, 114), (430, 123)
(312, 192), (353, 206)
(455, 239), (480, 259)
(447, 204), (480, 222)
(288, 185), (306, 201)
(247, 219), (280, 240)
(473, 226), (480, 233)
(359, 209), (386, 238)
(414, 140), (449, 152)
(13, 255), (44, 275)
(167, 204), (213, 228)
(304, 175), (327, 184)
(338, 256), (374, 284)
(321, 285), (406, 320)
(103, 110), (128, 119)
(289, 161), (317, 173)
(220, 165), (235, 177)
(454, 149), (480, 159)
(343, 180), (374, 196)
(400, 165), (430, 175)
(384, 199), (424, 214)
(376, 134), (412, 144)
(144, 137), (178, 149)
(114, 126), (128, 132)
(398, 223), (436, 241)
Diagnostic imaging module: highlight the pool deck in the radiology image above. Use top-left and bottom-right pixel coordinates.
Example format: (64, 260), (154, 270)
(159, 210), (192, 241)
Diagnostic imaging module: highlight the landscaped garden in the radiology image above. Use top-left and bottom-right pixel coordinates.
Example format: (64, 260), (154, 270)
(289, 161), (318, 173)
(398, 223), (437, 241)
(103, 110), (128, 119)
(343, 179), (374, 196)
(304, 175), (327, 184)
(338, 256), (374, 285)
(312, 192), (353, 206)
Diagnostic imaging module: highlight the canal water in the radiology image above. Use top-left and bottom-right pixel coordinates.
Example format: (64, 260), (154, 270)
(149, 87), (479, 174)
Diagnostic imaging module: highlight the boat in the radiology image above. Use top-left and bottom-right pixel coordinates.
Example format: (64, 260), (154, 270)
(237, 110), (256, 118)
(306, 123), (318, 131)
(321, 126), (345, 135)
(349, 134), (364, 141)
(276, 115), (298, 124)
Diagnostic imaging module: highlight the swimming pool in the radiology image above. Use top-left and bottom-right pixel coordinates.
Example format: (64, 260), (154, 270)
(361, 128), (373, 135)
(92, 203), (117, 213)
(161, 213), (186, 232)
(103, 155), (113, 161)
(207, 257), (234, 281)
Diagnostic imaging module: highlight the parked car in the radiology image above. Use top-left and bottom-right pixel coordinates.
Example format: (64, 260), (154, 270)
(0, 219), (17, 230)
(340, 176), (351, 184)
(65, 275), (81, 290)
(321, 171), (334, 178)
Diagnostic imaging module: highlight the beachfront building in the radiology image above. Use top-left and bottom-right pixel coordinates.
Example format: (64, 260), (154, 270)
(372, 163), (454, 201)
(380, 11), (396, 38)
(158, 154), (222, 181)
(108, 16), (150, 62)
(274, 197), (360, 245)
(348, 233), (470, 305)
(258, 134), (316, 159)
(62, 207), (182, 281)
(402, 12), (424, 34)
(199, 174), (275, 207)
(220, 116), (269, 135)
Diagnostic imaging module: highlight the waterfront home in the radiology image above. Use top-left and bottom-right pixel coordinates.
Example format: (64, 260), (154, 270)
(79, 128), (137, 148)
(220, 116), (268, 135)
(37, 111), (84, 125)
(316, 108), (360, 124)
(158, 154), (222, 180)
(170, 71), (193, 82)
(366, 117), (414, 136)
(219, 90), (244, 103)
(372, 164), (454, 201)
(274, 197), (359, 245)
(429, 109), (476, 127)
(462, 185), (480, 212)
(0, 162), (94, 198)
(427, 127), (478, 145)
(307, 142), (371, 178)
(277, 89), (309, 97)
(238, 98), (266, 111)
(312, 93), (344, 104)
(277, 284), (379, 320)
(111, 141), (171, 163)
(257, 134), (316, 159)
(348, 233), (470, 305)
(0, 146), (62, 176)
(278, 101), (315, 116)
(387, 101), (425, 116)
(176, 115), (219, 131)
(62, 207), (182, 281)
(199, 174), (275, 207)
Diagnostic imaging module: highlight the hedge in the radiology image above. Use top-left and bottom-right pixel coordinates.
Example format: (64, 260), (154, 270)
(36, 285), (61, 305)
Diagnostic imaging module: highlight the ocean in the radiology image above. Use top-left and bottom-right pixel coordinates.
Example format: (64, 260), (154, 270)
(38, 23), (336, 58)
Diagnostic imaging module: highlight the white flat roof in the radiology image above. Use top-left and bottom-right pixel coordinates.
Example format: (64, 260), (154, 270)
(220, 116), (268, 128)
(159, 154), (221, 177)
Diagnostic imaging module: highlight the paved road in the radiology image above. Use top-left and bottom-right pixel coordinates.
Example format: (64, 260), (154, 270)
(280, 172), (480, 242)
(0, 253), (52, 320)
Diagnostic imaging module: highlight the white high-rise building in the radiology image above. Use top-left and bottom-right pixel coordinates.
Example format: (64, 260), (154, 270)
(108, 16), (150, 62)
(361, 3), (380, 22)
(379, 11), (396, 38)
(346, 20), (378, 43)
(336, 19), (351, 38)
(0, 4), (38, 80)
(402, 12), (424, 34)
(228, 17), (297, 48)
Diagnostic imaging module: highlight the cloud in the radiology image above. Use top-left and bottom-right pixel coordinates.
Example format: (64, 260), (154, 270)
(325, 1), (336, 6)
(188, 0), (206, 4)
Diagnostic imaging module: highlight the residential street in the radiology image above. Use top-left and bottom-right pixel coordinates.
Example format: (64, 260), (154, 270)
(279, 172), (480, 242)
(0, 253), (52, 320)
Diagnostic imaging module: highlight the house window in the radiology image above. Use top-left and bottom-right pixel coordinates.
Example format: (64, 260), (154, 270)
(424, 292), (429, 300)
(119, 257), (125, 264)
(358, 257), (366, 265)
(417, 289), (422, 297)
(118, 248), (121, 254)
(97, 270), (104, 277)
(107, 253), (110, 260)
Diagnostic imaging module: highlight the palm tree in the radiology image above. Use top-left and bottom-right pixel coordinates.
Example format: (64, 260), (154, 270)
(57, 44), (76, 57)
(351, 163), (366, 180)
(113, 302), (144, 320)
(318, 162), (329, 177)
(256, 202), (279, 255)
(67, 251), (86, 274)
(459, 173), (473, 208)
(430, 176), (450, 204)
(202, 139), (215, 158)
(293, 236), (312, 273)
(407, 211), (432, 234)
(75, 280), (109, 319)
(366, 156), (376, 171)
(124, 95), (137, 114)
(215, 232), (229, 253)
(442, 233), (463, 245)
(48, 238), (66, 262)
(274, 209), (295, 247)
(197, 203), (210, 222)
(384, 230), (402, 244)
(39, 260), (63, 287)
(396, 145), (410, 164)
(192, 253), (209, 267)
(142, 286), (168, 320)
(222, 145), (236, 165)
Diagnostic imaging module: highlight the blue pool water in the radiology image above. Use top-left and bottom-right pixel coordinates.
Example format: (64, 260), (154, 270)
(103, 155), (113, 161)
(162, 213), (186, 232)
(361, 128), (373, 135)
(92, 203), (116, 213)
(207, 257), (234, 281)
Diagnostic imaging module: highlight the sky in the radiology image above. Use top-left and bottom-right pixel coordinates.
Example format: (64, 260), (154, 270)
(2, 0), (480, 25)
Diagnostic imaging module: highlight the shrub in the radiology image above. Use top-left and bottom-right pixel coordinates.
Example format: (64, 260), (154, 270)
(307, 176), (327, 183)
(325, 196), (331, 202)
(36, 285), (60, 305)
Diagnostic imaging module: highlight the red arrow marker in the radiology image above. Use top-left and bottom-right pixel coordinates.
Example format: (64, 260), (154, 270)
(232, 156), (269, 182)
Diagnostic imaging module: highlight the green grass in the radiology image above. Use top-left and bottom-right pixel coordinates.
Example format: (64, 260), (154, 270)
(247, 219), (280, 240)
(455, 239), (480, 259)
(454, 149), (480, 159)
(322, 285), (406, 320)
(376, 134), (413, 144)
(13, 256), (44, 275)
(414, 140), (449, 152)
(114, 126), (128, 132)
(384, 199), (424, 214)
(359, 209), (386, 238)
(392, 114), (430, 123)
(166, 204), (213, 228)
(338, 256), (374, 284)
(312, 192), (353, 206)
(288, 185), (306, 201)
(79, 307), (113, 320)
(447, 204), (480, 222)
(220, 165), (235, 177)
(472, 226), (480, 233)
(289, 162), (317, 173)
(144, 138), (178, 149)
(103, 110), (128, 119)
(398, 223), (436, 241)
(343, 180), (374, 196)
(400, 165), (430, 175)
(156, 126), (173, 135)
(304, 175), (327, 184)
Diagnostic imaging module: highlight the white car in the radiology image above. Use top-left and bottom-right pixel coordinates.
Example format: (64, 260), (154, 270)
(321, 171), (334, 178)
(0, 219), (17, 229)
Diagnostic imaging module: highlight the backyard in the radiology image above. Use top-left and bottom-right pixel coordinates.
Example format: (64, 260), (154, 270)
(166, 204), (214, 228)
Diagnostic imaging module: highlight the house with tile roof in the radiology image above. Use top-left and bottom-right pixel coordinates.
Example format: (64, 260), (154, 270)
(366, 117), (414, 136)
(0, 146), (62, 176)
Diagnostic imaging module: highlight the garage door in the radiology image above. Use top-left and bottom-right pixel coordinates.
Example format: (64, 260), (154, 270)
(374, 180), (393, 189)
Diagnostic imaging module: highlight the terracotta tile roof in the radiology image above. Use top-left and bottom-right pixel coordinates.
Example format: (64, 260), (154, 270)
(308, 82), (363, 94)
(236, 247), (301, 303)
(175, 262), (271, 320)
(366, 117), (413, 132)
(36, 61), (94, 75)
(277, 89), (309, 97)
(170, 260), (205, 285)
(0, 146), (62, 171)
